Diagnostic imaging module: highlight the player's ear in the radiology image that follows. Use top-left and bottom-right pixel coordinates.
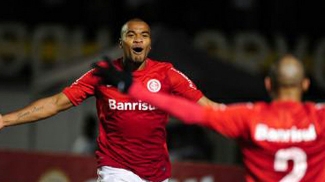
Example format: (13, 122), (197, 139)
(302, 78), (310, 92)
(119, 38), (123, 48)
(264, 77), (272, 93)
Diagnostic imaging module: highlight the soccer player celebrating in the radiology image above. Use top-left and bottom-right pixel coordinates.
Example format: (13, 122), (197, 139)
(0, 18), (214, 182)
(98, 54), (325, 182)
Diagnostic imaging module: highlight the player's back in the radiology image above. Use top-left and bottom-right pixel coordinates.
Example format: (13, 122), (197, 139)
(242, 101), (325, 182)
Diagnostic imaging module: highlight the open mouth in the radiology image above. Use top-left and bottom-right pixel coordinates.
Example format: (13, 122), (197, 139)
(132, 47), (143, 54)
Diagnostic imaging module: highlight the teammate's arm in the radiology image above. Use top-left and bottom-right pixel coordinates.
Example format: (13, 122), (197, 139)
(129, 82), (206, 123)
(128, 82), (247, 138)
(0, 92), (73, 130)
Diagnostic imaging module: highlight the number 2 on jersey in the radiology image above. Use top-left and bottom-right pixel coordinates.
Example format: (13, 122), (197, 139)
(274, 147), (307, 182)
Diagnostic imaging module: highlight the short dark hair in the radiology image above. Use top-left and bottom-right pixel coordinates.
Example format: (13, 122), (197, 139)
(120, 18), (150, 38)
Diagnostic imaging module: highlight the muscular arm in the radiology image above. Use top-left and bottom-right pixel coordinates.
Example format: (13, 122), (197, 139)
(0, 92), (73, 129)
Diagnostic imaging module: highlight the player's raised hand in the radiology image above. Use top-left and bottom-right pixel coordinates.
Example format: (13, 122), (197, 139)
(0, 114), (4, 130)
(92, 56), (133, 93)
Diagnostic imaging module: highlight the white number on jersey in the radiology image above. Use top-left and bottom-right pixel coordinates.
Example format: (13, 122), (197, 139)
(274, 147), (307, 182)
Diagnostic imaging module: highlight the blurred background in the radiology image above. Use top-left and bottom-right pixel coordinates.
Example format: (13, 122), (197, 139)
(1, 0), (325, 181)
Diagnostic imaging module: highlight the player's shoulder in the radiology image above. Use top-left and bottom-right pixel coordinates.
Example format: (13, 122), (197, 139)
(310, 101), (325, 110)
(226, 102), (255, 110)
(248, 101), (271, 110)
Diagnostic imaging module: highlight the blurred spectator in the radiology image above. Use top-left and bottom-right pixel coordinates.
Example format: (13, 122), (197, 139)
(72, 113), (98, 155)
(167, 122), (214, 162)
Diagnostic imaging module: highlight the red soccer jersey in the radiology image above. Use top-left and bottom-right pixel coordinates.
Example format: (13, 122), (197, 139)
(63, 58), (203, 182)
(128, 83), (325, 182)
(201, 101), (325, 182)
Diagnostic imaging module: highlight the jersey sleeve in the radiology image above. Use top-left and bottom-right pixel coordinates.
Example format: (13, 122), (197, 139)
(167, 66), (203, 102)
(128, 82), (250, 139)
(62, 69), (100, 106)
(202, 103), (252, 138)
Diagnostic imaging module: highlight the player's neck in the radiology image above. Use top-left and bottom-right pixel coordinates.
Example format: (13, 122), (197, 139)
(273, 88), (302, 102)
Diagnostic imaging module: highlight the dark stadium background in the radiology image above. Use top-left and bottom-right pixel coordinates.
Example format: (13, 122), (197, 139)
(1, 0), (325, 101)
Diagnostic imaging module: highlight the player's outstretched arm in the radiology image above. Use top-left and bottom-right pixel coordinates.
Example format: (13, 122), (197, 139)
(0, 114), (4, 130)
(0, 92), (73, 130)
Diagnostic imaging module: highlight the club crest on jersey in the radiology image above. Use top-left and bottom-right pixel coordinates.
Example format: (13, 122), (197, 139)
(147, 79), (161, 93)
